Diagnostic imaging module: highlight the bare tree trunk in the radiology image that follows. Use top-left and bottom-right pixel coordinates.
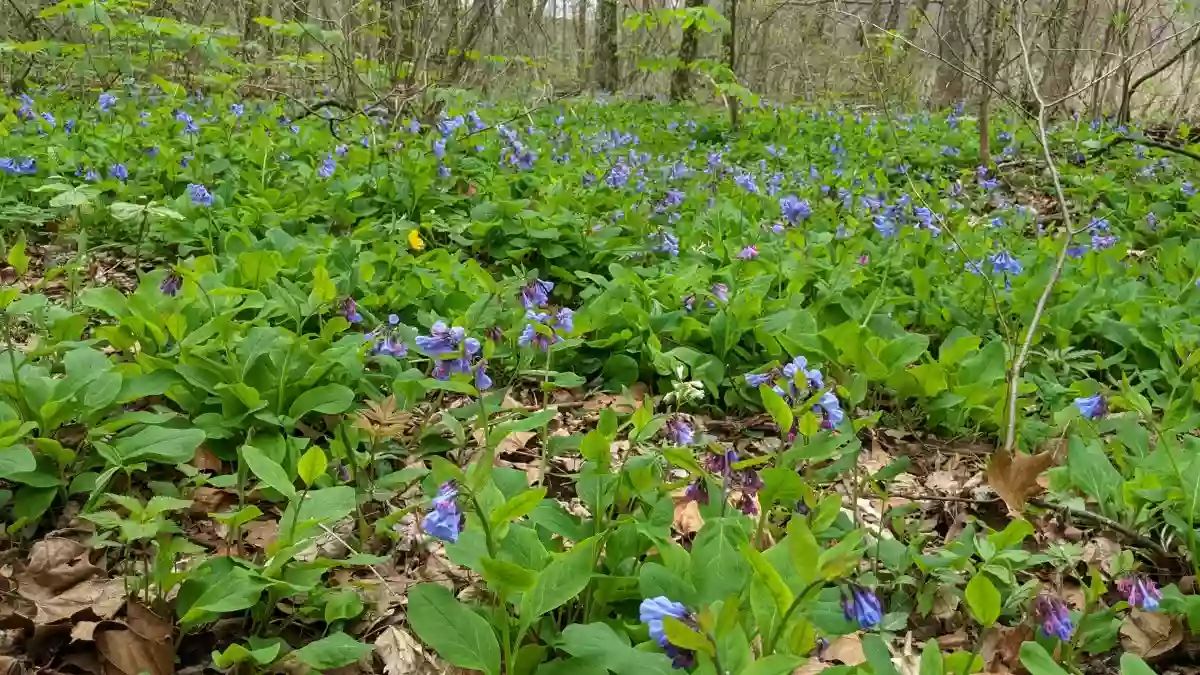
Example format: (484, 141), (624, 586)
(884, 0), (903, 32)
(450, 0), (495, 80)
(933, 0), (969, 107)
(575, 0), (589, 84)
(670, 0), (704, 100)
(979, 0), (1000, 165)
(594, 0), (618, 90)
(723, 0), (739, 128)
(1120, 29), (1200, 123)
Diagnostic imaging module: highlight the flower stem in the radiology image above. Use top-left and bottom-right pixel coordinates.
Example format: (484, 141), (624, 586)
(765, 579), (825, 655)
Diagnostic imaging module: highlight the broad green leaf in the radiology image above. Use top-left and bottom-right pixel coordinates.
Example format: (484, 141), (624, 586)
(241, 444), (297, 500)
(920, 640), (943, 675)
(323, 590), (365, 623)
(663, 616), (713, 655)
(297, 446), (327, 488)
(0, 445), (35, 479)
(521, 535), (598, 622)
(111, 426), (206, 466)
(691, 518), (750, 604)
(292, 632), (372, 670)
(8, 232), (28, 275)
(288, 384), (356, 420)
(964, 574), (1001, 626)
(181, 567), (271, 623)
(1018, 642), (1070, 675)
(863, 634), (901, 675)
(758, 385), (793, 436)
(1067, 436), (1122, 508)
(408, 584), (501, 675)
(490, 487), (547, 529)
(741, 542), (793, 611)
(740, 655), (804, 675)
(1119, 654), (1157, 675)
(557, 623), (673, 675)
(481, 556), (538, 592)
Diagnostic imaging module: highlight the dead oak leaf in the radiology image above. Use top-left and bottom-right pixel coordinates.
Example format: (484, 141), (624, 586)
(672, 499), (704, 536)
(95, 621), (173, 675)
(17, 577), (125, 625)
(1120, 609), (1183, 659)
(987, 448), (1055, 513)
(374, 626), (425, 675)
(824, 633), (866, 665)
(25, 538), (97, 592)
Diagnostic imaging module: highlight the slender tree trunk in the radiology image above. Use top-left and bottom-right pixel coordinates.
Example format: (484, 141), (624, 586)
(722, 0), (739, 128)
(575, 0), (589, 84)
(450, 0), (495, 80)
(884, 0), (903, 32)
(933, 0), (969, 108)
(594, 0), (618, 91)
(979, 0), (1000, 166)
(670, 0), (704, 100)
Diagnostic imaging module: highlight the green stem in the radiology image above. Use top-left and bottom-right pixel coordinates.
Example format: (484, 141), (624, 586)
(765, 579), (826, 654)
(960, 626), (986, 675)
(4, 317), (29, 422)
(537, 349), (553, 486)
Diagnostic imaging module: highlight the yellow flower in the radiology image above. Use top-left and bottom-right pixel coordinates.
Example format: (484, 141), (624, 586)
(408, 229), (425, 251)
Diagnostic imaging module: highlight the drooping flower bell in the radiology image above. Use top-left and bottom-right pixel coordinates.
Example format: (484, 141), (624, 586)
(160, 272), (183, 297)
(664, 416), (694, 446)
(1116, 575), (1162, 611)
(520, 278), (554, 309)
(639, 597), (698, 669)
(1034, 594), (1074, 640)
(1074, 394), (1107, 420)
(421, 481), (464, 543)
(340, 297), (363, 324)
(842, 585), (883, 629)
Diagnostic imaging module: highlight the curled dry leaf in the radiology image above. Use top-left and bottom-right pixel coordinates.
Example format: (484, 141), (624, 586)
(374, 626), (425, 675)
(190, 446), (222, 472)
(1081, 537), (1121, 576)
(986, 448), (1055, 513)
(95, 620), (174, 675)
(980, 624), (1030, 672)
(672, 498), (704, 536)
(17, 577), (125, 625)
(25, 538), (97, 592)
(1120, 609), (1183, 659)
(71, 621), (98, 642)
(824, 633), (866, 665)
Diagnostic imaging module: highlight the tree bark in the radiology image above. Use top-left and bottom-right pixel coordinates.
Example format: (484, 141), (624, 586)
(670, 0), (705, 100)
(933, 0), (969, 108)
(594, 0), (618, 91)
(723, 0), (739, 128)
(575, 0), (589, 84)
(450, 0), (495, 81)
(979, 0), (1000, 166)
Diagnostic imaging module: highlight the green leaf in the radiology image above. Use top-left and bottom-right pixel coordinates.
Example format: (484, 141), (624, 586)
(297, 446), (327, 488)
(881, 333), (930, 373)
(557, 623), (674, 675)
(481, 556), (538, 592)
(740, 655), (804, 675)
(1119, 653), (1158, 675)
(663, 616), (713, 655)
(1067, 436), (1122, 507)
(964, 574), (1001, 626)
(919, 640), (943, 675)
(759, 467), (805, 509)
(241, 444), (297, 500)
(0, 445), (36, 479)
(289, 384), (356, 420)
(521, 535), (598, 622)
(691, 518), (750, 604)
(1018, 642), (1070, 675)
(758, 385), (793, 436)
(80, 286), (128, 318)
(8, 232), (28, 276)
(323, 590), (365, 623)
(408, 584), (501, 675)
(111, 426), (206, 466)
(863, 634), (901, 675)
(490, 487), (547, 529)
(741, 542), (792, 611)
(292, 632), (372, 670)
(181, 567), (271, 623)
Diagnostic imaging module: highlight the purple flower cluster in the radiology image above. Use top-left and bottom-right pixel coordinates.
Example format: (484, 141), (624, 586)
(421, 481), (464, 543)
(365, 314), (408, 357)
(1034, 594), (1074, 640)
(745, 356), (844, 431)
(1116, 575), (1161, 611)
(652, 230), (680, 257)
(188, 183), (213, 207)
(842, 585), (883, 629)
(160, 272), (183, 296)
(518, 308), (574, 352)
(520, 278), (554, 309)
(416, 321), (492, 389)
(779, 194), (811, 224)
(685, 448), (763, 515)
(98, 92), (117, 112)
(0, 158), (37, 176)
(664, 415), (694, 446)
(1074, 393), (1106, 420)
(340, 297), (363, 324)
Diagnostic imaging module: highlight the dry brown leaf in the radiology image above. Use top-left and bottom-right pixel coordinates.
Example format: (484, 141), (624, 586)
(191, 446), (222, 472)
(980, 625), (1030, 672)
(243, 520), (279, 550)
(95, 622), (173, 675)
(987, 448), (1055, 513)
(935, 629), (968, 650)
(61, 652), (104, 675)
(792, 660), (830, 675)
(189, 487), (235, 515)
(125, 603), (171, 644)
(931, 586), (960, 620)
(375, 626), (425, 675)
(672, 499), (704, 536)
(824, 633), (866, 665)
(1120, 609), (1183, 658)
(71, 621), (97, 642)
(1061, 583), (1086, 611)
(25, 538), (97, 591)
(1081, 538), (1121, 576)
(17, 577), (125, 624)
(496, 431), (536, 456)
